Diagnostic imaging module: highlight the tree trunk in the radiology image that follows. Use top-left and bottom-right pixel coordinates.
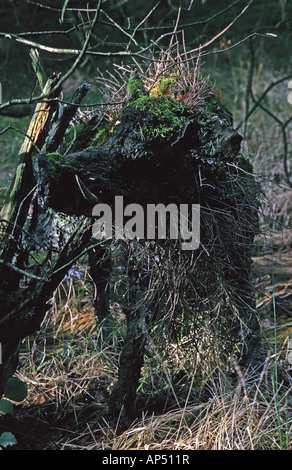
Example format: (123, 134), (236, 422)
(0, 79), (92, 397)
(107, 243), (147, 417)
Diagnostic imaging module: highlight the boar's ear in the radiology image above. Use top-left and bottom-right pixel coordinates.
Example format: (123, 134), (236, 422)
(75, 174), (100, 204)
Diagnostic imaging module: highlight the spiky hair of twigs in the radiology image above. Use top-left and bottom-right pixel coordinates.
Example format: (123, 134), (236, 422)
(94, 43), (215, 122)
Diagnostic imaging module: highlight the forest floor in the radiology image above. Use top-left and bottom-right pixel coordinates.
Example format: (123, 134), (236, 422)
(0, 250), (291, 450)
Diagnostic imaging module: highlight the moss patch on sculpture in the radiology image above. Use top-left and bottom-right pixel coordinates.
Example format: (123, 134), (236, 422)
(45, 153), (62, 177)
(58, 70), (242, 170)
(62, 122), (97, 153)
(45, 152), (78, 180)
(128, 94), (193, 140)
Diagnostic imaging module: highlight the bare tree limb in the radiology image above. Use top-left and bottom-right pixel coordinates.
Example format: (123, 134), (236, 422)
(0, 258), (46, 281)
(182, 0), (254, 57)
(235, 72), (292, 131)
(240, 37), (292, 188)
(0, 2), (101, 113)
(27, 0), (244, 31)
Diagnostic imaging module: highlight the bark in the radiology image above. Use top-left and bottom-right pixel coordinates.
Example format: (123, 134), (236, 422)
(89, 246), (111, 333)
(32, 95), (264, 416)
(0, 81), (264, 416)
(0, 80), (91, 397)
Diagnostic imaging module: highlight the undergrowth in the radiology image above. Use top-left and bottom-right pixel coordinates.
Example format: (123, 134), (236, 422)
(0, 263), (289, 450)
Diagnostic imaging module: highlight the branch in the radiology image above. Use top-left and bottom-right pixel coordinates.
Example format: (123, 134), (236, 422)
(0, 0), (253, 85)
(30, 48), (47, 91)
(0, 0), (262, 117)
(235, 72), (292, 130)
(101, 9), (139, 47)
(28, 0), (244, 31)
(242, 38), (292, 188)
(183, 0), (254, 57)
(0, 125), (42, 153)
(45, 81), (92, 152)
(0, 1), (101, 113)
(125, 1), (161, 50)
(0, 32), (81, 55)
(10, 21), (92, 37)
(0, 258), (46, 281)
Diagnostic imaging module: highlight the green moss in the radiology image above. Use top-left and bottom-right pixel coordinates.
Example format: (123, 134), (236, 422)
(57, 75), (231, 164)
(158, 76), (174, 89)
(62, 123), (93, 153)
(46, 152), (61, 168)
(46, 152), (62, 159)
(45, 152), (63, 178)
(45, 152), (77, 179)
(129, 95), (191, 140)
(89, 123), (114, 148)
(128, 75), (145, 99)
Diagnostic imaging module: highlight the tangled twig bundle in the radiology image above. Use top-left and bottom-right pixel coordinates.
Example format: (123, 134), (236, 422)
(31, 44), (265, 416)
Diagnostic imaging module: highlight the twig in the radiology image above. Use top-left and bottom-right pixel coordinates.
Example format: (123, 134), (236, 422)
(0, 217), (60, 253)
(0, 258), (46, 281)
(125, 1), (161, 51)
(235, 73), (292, 130)
(27, 0), (244, 31)
(0, 1), (101, 113)
(101, 9), (139, 47)
(0, 124), (42, 153)
(182, 0), (254, 57)
(245, 37), (292, 188)
(12, 21), (92, 37)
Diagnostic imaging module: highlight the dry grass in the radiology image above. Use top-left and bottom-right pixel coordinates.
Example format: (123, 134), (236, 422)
(112, 375), (292, 451)
(2, 262), (288, 450)
(14, 350), (292, 450)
